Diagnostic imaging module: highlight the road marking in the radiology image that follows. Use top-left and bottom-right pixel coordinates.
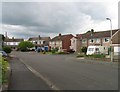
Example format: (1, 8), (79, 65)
(19, 58), (60, 91)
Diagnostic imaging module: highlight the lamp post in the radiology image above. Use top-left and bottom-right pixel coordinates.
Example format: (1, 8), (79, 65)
(106, 18), (113, 62)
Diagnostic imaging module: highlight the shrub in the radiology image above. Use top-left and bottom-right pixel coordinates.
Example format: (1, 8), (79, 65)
(51, 49), (56, 54)
(18, 41), (34, 52)
(3, 46), (12, 53)
(81, 47), (87, 54)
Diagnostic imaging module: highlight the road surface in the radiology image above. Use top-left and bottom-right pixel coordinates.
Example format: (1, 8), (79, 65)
(9, 51), (118, 90)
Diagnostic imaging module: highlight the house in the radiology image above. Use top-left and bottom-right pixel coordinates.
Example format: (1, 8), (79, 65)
(4, 37), (24, 49)
(28, 35), (51, 50)
(49, 34), (73, 52)
(111, 30), (120, 56)
(70, 29), (119, 52)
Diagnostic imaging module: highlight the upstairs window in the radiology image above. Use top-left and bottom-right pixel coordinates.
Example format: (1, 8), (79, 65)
(82, 39), (86, 43)
(104, 38), (110, 43)
(89, 39), (94, 43)
(96, 39), (100, 43)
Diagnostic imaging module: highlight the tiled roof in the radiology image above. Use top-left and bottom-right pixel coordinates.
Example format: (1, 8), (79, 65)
(50, 34), (73, 41)
(4, 38), (24, 42)
(76, 29), (119, 39)
(28, 37), (51, 41)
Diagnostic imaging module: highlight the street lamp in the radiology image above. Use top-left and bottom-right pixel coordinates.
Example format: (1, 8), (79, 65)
(106, 18), (113, 62)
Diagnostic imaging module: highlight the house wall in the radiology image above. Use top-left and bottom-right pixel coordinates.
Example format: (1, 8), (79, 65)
(49, 41), (62, 51)
(62, 36), (73, 51)
(74, 37), (111, 52)
(70, 37), (77, 51)
(4, 42), (20, 46)
(102, 37), (111, 47)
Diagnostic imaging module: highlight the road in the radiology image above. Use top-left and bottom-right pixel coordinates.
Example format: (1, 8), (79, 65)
(9, 51), (118, 90)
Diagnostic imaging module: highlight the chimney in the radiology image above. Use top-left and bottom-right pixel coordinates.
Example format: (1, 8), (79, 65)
(59, 33), (61, 36)
(38, 35), (40, 40)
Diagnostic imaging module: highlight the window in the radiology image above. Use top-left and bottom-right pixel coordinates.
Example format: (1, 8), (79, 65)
(104, 38), (109, 42)
(88, 48), (94, 51)
(95, 48), (99, 51)
(96, 39), (100, 43)
(89, 39), (94, 43)
(82, 39), (86, 43)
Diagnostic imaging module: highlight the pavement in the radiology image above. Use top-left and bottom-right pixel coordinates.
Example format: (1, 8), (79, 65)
(8, 51), (118, 90)
(7, 57), (53, 90)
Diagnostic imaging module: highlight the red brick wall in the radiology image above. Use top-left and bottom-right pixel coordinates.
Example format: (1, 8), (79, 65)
(62, 35), (73, 50)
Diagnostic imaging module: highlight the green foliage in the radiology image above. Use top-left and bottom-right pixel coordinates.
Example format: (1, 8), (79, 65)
(0, 57), (9, 84)
(51, 47), (58, 54)
(3, 46), (12, 53)
(81, 47), (87, 54)
(51, 49), (56, 54)
(18, 41), (34, 51)
(76, 54), (106, 58)
(57, 52), (69, 54)
(86, 54), (106, 58)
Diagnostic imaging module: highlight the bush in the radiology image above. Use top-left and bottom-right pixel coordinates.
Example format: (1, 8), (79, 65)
(3, 46), (12, 53)
(81, 47), (87, 54)
(18, 41), (34, 52)
(51, 49), (56, 54)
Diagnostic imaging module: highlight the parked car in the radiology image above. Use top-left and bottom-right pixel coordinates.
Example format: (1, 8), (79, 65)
(0, 51), (8, 57)
(67, 49), (75, 53)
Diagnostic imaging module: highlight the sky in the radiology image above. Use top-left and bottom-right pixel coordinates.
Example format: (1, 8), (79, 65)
(0, 0), (119, 39)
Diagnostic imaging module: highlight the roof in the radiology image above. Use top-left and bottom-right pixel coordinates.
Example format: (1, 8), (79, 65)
(28, 37), (51, 41)
(112, 30), (120, 44)
(4, 38), (24, 42)
(50, 34), (73, 41)
(76, 29), (119, 39)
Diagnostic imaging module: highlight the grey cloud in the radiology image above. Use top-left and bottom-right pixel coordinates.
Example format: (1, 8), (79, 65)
(2, 2), (109, 38)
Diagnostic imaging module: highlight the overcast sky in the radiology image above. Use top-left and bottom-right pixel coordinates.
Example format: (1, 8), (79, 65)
(0, 0), (119, 39)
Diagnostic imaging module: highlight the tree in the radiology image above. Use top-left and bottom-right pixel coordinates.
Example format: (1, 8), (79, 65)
(18, 41), (34, 51)
(3, 46), (12, 53)
(81, 47), (87, 54)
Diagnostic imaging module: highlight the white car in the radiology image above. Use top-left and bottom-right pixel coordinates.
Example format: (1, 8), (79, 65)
(0, 51), (8, 57)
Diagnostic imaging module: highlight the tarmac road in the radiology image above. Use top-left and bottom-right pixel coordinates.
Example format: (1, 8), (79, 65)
(8, 51), (118, 90)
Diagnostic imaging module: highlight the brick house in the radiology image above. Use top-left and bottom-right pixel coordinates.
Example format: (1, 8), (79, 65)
(70, 29), (119, 52)
(49, 34), (73, 52)
(4, 37), (24, 49)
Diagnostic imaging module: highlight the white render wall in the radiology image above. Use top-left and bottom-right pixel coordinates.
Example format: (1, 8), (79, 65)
(70, 37), (77, 51)
(5, 42), (20, 46)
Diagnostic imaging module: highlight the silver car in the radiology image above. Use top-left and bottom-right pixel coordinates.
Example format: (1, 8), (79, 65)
(0, 51), (8, 57)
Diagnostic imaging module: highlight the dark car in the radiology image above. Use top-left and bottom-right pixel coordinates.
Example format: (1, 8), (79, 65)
(67, 49), (75, 53)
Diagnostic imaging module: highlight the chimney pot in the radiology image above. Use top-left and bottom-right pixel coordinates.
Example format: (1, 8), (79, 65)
(59, 33), (61, 36)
